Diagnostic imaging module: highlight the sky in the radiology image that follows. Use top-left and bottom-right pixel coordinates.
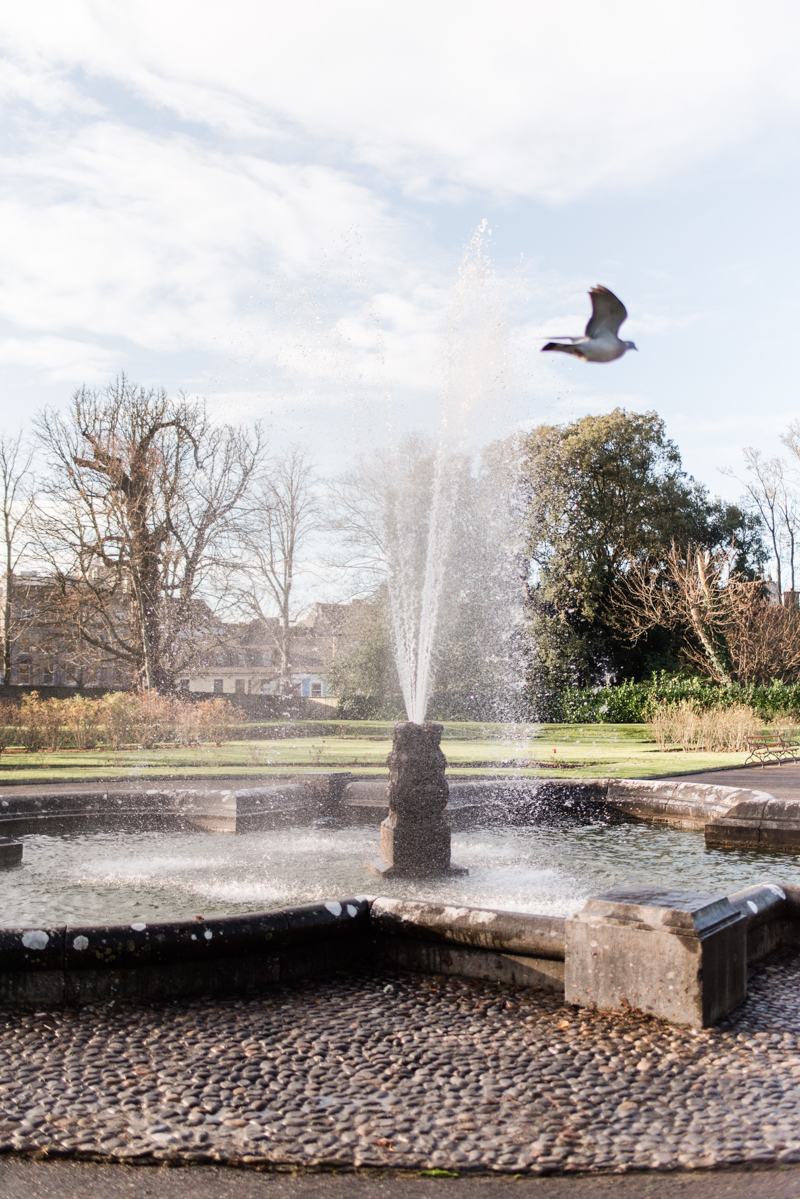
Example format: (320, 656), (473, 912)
(1, 2), (800, 499)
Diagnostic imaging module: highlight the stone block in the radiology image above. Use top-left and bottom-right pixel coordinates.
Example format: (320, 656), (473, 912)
(64, 910), (291, 971)
(342, 780), (390, 825)
(0, 924), (66, 972)
(233, 784), (317, 832)
(377, 812), (452, 874)
(565, 887), (747, 1028)
(375, 935), (565, 992)
(607, 780), (676, 821)
(755, 798), (800, 851)
(727, 883), (795, 962)
(289, 772), (353, 817)
(63, 954), (284, 1005)
(282, 897), (370, 942)
(0, 836), (22, 868)
(172, 789), (238, 834)
(705, 796), (771, 849)
(370, 897), (565, 958)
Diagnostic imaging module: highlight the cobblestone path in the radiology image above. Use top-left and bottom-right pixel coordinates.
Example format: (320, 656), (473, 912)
(1, 955), (800, 1175)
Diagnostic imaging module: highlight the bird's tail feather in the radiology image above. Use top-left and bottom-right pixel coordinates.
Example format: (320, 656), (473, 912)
(541, 342), (584, 357)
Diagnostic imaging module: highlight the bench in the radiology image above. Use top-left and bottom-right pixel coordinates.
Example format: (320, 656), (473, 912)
(744, 733), (800, 767)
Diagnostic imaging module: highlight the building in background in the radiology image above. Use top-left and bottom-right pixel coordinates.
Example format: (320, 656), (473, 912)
(0, 571), (136, 689)
(184, 604), (348, 704)
(0, 573), (347, 704)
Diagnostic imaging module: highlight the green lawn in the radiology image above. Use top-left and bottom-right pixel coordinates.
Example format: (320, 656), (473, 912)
(0, 723), (754, 783)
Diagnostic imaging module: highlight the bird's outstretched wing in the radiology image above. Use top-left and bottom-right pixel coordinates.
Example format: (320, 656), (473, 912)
(585, 285), (627, 338)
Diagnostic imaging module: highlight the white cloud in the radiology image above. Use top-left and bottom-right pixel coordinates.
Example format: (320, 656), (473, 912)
(0, 0), (796, 479)
(0, 335), (116, 381)
(2, 2), (800, 202)
(0, 119), (399, 352)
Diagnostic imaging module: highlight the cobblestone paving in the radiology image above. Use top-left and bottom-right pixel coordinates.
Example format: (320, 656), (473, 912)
(1, 956), (800, 1175)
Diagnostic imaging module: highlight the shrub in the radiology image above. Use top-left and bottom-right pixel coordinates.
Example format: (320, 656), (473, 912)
(0, 700), (20, 749)
(128, 692), (179, 748)
(191, 698), (246, 745)
(18, 692), (67, 752)
(0, 690), (251, 752)
(647, 701), (762, 753)
(61, 695), (102, 751)
(97, 692), (140, 750)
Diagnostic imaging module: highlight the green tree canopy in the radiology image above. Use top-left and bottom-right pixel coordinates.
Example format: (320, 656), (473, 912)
(522, 408), (761, 703)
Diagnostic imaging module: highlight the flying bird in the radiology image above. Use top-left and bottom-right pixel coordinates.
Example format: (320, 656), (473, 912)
(541, 285), (637, 362)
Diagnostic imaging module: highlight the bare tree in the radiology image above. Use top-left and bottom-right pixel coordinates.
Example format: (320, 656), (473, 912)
(0, 432), (36, 683)
(725, 449), (800, 598)
(235, 448), (320, 697)
(34, 376), (263, 691)
(612, 544), (800, 685)
(779, 422), (800, 594)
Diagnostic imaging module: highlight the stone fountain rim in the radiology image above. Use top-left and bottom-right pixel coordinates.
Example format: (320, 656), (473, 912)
(0, 774), (797, 1012)
(0, 772), (790, 840)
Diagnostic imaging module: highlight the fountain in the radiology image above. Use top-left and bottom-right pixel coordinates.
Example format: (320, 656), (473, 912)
(353, 228), (521, 877)
(1, 233), (800, 1030)
(367, 721), (466, 878)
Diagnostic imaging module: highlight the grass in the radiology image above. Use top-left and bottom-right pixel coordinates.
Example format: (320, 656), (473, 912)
(0, 723), (759, 783)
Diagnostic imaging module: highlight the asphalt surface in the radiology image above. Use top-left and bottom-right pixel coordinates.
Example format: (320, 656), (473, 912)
(2, 1160), (800, 1198)
(669, 763), (800, 798)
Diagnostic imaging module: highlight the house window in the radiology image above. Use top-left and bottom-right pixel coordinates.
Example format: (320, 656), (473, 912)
(213, 679), (224, 693)
(235, 679), (245, 694)
(260, 681), (272, 694)
(311, 682), (322, 698)
(237, 654), (245, 666)
(301, 679), (311, 697)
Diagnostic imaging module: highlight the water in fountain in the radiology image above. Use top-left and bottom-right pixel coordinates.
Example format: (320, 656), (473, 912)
(393, 223), (513, 722)
(4, 821), (799, 927)
(335, 224), (527, 725)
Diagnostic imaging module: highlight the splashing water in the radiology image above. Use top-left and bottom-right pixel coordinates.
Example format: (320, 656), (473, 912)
(388, 223), (510, 722)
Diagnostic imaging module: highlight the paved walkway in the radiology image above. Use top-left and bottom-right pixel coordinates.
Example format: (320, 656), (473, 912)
(666, 762), (800, 798)
(1, 957), (800, 1177)
(1, 1159), (800, 1198)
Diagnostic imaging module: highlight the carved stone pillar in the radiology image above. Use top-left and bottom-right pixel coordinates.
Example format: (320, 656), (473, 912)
(367, 721), (466, 878)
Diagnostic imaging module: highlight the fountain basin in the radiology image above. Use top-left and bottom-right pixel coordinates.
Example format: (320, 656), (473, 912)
(0, 777), (799, 930)
(0, 886), (796, 1028)
(0, 773), (799, 1024)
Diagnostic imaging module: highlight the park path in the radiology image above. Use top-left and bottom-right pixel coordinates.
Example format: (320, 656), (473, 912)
(665, 762), (800, 798)
(1, 1157), (799, 1198)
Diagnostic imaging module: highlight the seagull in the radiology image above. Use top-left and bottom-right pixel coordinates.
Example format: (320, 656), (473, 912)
(541, 285), (637, 362)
